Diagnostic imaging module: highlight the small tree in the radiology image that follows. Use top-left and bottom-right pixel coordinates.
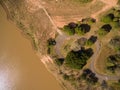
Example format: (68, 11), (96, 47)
(98, 24), (112, 36)
(86, 40), (94, 46)
(75, 26), (85, 35)
(75, 24), (91, 35)
(101, 13), (114, 23)
(55, 58), (64, 66)
(63, 25), (75, 35)
(111, 21), (120, 29)
(63, 74), (69, 80)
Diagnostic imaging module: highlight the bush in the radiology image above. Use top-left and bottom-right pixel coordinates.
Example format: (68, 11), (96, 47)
(86, 40), (94, 46)
(81, 69), (98, 84)
(106, 54), (120, 73)
(63, 74), (69, 80)
(47, 38), (56, 47)
(98, 24), (112, 36)
(101, 14), (114, 23)
(47, 38), (56, 54)
(55, 58), (64, 66)
(109, 36), (120, 51)
(98, 28), (108, 36)
(63, 25), (75, 35)
(75, 24), (91, 35)
(111, 21), (120, 29)
(75, 26), (85, 35)
(82, 18), (96, 24)
(86, 36), (97, 46)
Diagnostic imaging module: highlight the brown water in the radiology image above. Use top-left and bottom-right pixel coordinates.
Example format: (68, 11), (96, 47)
(0, 6), (63, 90)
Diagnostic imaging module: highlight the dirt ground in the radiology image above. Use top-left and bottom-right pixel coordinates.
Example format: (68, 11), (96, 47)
(41, 0), (104, 27)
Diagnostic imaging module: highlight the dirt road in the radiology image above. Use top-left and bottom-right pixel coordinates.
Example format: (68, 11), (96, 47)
(91, 0), (118, 19)
(90, 41), (120, 82)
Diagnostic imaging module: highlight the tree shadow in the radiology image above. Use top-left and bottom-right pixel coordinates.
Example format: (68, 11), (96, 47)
(88, 35), (97, 44)
(79, 24), (91, 33)
(101, 24), (112, 32)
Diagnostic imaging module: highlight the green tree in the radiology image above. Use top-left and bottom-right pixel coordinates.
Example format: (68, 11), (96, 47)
(65, 49), (93, 69)
(86, 40), (94, 46)
(101, 14), (114, 23)
(98, 24), (112, 36)
(63, 25), (75, 35)
(111, 21), (120, 29)
(75, 24), (90, 35)
(75, 26), (85, 35)
(63, 74), (69, 80)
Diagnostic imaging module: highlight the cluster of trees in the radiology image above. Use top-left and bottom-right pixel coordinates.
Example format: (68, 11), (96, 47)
(109, 36), (120, 51)
(81, 69), (98, 84)
(65, 48), (93, 69)
(106, 54), (120, 73)
(98, 24), (112, 36)
(101, 9), (120, 29)
(63, 22), (91, 35)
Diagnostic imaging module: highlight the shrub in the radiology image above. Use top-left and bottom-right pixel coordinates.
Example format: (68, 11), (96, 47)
(75, 24), (90, 35)
(98, 24), (112, 36)
(106, 54), (120, 73)
(81, 69), (98, 84)
(63, 74), (69, 80)
(109, 36), (120, 51)
(63, 25), (75, 35)
(101, 14), (114, 23)
(47, 38), (56, 47)
(111, 21), (120, 29)
(86, 36), (97, 46)
(75, 26), (85, 35)
(55, 58), (64, 66)
(86, 40), (94, 46)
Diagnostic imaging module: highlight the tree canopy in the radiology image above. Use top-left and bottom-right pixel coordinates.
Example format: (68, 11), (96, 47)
(75, 24), (91, 35)
(65, 48), (93, 69)
(106, 54), (120, 73)
(63, 25), (75, 35)
(101, 13), (114, 23)
(98, 24), (112, 36)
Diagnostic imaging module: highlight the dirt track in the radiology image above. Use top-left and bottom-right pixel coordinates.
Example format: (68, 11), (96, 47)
(91, 0), (118, 19)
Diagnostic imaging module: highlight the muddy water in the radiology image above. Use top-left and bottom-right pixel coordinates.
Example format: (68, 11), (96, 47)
(0, 6), (63, 90)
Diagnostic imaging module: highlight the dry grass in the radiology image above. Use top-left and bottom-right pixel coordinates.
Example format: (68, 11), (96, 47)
(2, 0), (56, 55)
(95, 45), (115, 75)
(42, 0), (104, 27)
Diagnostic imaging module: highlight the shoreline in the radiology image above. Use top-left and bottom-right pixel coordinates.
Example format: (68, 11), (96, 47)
(0, 2), (69, 90)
